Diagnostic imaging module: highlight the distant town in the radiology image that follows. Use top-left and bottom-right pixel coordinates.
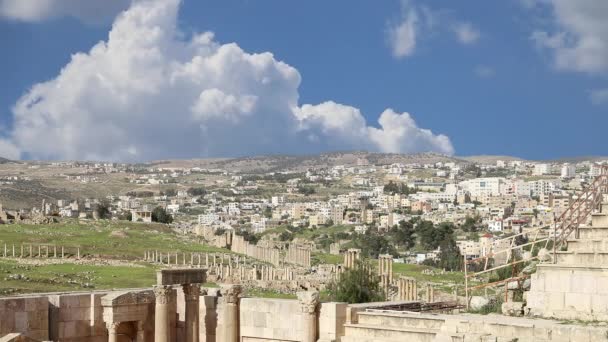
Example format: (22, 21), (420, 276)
(0, 153), (602, 267)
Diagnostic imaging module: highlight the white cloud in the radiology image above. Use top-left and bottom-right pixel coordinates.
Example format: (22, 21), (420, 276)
(530, 0), (608, 74)
(474, 65), (496, 78)
(453, 22), (480, 45)
(0, 139), (20, 160)
(4, 0), (453, 161)
(386, 4), (419, 59)
(0, 0), (130, 24)
(590, 88), (608, 105)
(386, 2), (480, 58)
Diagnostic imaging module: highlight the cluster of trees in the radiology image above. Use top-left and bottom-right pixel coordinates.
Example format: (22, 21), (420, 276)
(352, 229), (396, 259)
(297, 185), (316, 195)
(187, 187), (207, 196)
(152, 207), (173, 224)
(161, 188), (177, 197)
(235, 229), (260, 245)
(328, 261), (385, 303)
(383, 181), (417, 195)
(461, 216), (482, 232)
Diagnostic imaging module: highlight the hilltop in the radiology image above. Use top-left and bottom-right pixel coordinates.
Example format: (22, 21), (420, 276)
(151, 151), (470, 173)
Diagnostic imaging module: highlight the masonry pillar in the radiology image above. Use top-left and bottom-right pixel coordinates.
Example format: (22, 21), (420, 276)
(183, 284), (200, 342)
(219, 284), (242, 342)
(297, 291), (320, 342)
(154, 285), (173, 342)
(136, 321), (145, 342)
(106, 322), (119, 342)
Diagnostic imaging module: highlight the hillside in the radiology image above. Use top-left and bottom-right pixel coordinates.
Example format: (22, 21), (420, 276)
(152, 151), (471, 173)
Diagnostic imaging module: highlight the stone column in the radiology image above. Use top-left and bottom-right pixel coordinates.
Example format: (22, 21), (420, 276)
(154, 285), (173, 342)
(219, 284), (242, 342)
(136, 321), (145, 342)
(106, 322), (119, 342)
(297, 291), (320, 342)
(183, 284), (200, 342)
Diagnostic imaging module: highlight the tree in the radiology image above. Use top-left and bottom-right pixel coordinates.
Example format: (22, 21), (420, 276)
(162, 188), (177, 197)
(95, 200), (112, 220)
(436, 237), (462, 271)
(328, 261), (385, 303)
(390, 220), (416, 250)
(461, 216), (481, 232)
(353, 230), (396, 258)
(416, 221), (455, 250)
(298, 186), (316, 195)
(263, 207), (272, 218)
(188, 187), (207, 196)
(152, 206), (173, 224)
(279, 231), (293, 241)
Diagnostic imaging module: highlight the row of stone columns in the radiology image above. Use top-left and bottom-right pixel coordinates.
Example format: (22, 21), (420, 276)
(285, 244), (312, 268)
(343, 248), (361, 269)
(397, 277), (417, 301)
(211, 263), (296, 282)
(145, 251), (243, 268)
(378, 254), (393, 296)
(230, 235), (281, 266)
(1, 244), (78, 259)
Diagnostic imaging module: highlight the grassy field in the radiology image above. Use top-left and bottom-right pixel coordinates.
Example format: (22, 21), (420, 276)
(0, 259), (158, 295)
(313, 253), (343, 265)
(0, 220), (229, 260)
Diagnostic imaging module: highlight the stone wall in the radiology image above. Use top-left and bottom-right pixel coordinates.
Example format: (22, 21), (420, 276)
(239, 298), (305, 341)
(48, 293), (106, 342)
(0, 296), (48, 341)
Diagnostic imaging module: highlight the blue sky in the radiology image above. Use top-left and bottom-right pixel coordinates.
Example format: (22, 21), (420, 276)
(0, 0), (606, 161)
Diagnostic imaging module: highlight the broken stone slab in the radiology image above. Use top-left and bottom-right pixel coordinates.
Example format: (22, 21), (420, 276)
(156, 268), (206, 285)
(501, 301), (525, 317)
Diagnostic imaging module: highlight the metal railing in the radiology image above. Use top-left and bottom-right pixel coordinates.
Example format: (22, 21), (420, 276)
(464, 166), (608, 308)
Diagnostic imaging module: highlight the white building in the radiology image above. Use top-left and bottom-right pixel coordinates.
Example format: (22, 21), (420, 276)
(198, 213), (219, 225)
(488, 219), (504, 232)
(560, 163), (576, 178)
(533, 163), (551, 176)
(460, 178), (505, 197)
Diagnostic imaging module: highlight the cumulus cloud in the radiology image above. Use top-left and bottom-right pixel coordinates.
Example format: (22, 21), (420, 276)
(2, 0), (453, 161)
(530, 0), (608, 74)
(0, 0), (130, 24)
(453, 22), (480, 44)
(590, 88), (608, 105)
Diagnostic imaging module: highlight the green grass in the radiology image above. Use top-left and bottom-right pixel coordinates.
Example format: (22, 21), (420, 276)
(244, 287), (296, 299)
(0, 220), (229, 260)
(313, 253), (343, 265)
(0, 259), (158, 295)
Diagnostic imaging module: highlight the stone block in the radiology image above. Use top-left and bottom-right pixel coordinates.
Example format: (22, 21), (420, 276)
(156, 268), (206, 285)
(545, 292), (564, 311)
(14, 312), (28, 332)
(564, 293), (591, 312)
(590, 294), (608, 314)
(3, 299), (25, 312)
(24, 297), (47, 312)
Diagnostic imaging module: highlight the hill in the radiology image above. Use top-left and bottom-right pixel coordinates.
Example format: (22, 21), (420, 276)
(152, 151), (471, 173)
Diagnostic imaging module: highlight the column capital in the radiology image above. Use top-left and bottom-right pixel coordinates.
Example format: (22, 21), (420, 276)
(220, 284), (242, 304)
(182, 283), (201, 301)
(297, 291), (320, 314)
(153, 285), (174, 305)
(106, 321), (120, 332)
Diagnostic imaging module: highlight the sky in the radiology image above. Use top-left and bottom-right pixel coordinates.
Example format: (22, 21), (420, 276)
(0, 0), (606, 161)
